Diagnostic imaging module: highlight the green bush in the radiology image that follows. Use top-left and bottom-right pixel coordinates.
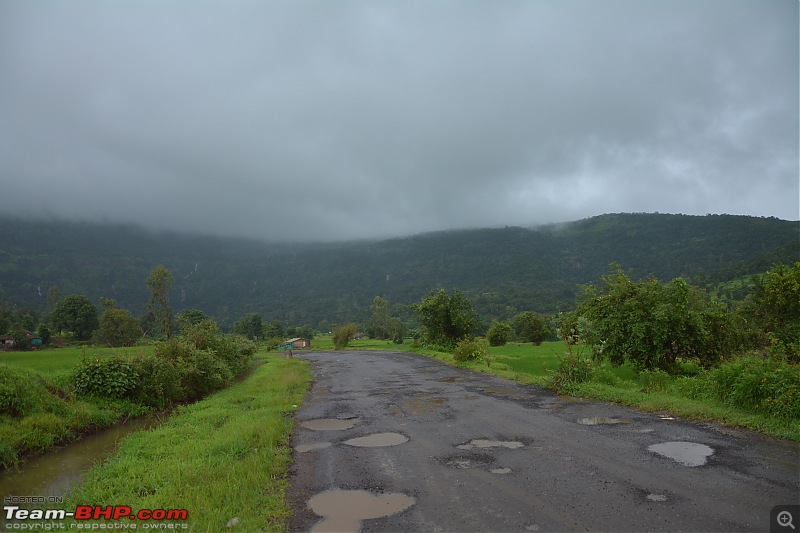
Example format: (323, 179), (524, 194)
(712, 356), (800, 420)
(639, 369), (671, 393)
(487, 321), (512, 347)
(453, 336), (489, 363)
(548, 355), (594, 394)
(129, 354), (183, 409)
(71, 357), (138, 399)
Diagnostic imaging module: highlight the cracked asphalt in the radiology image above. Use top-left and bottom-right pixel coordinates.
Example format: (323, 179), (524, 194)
(287, 350), (799, 532)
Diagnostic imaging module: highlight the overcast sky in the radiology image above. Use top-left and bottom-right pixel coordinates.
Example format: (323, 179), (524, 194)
(1, 1), (797, 242)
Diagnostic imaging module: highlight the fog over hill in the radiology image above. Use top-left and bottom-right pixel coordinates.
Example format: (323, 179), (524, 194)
(0, 213), (796, 328)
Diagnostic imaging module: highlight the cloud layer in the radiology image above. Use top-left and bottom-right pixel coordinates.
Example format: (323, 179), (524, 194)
(1, 1), (797, 241)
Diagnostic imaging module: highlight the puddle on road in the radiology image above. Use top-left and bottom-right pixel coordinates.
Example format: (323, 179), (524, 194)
(307, 489), (415, 533)
(458, 439), (524, 450)
(648, 441), (714, 467)
(577, 417), (632, 426)
(343, 433), (409, 448)
(300, 418), (361, 431)
(647, 494), (668, 502)
(295, 442), (332, 453)
(491, 467), (512, 475)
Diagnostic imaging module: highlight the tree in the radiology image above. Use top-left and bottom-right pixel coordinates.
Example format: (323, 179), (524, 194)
(263, 320), (284, 339)
(577, 266), (736, 371)
(51, 294), (99, 339)
(743, 262), (800, 360)
(146, 265), (174, 339)
(94, 308), (143, 347)
(512, 311), (552, 344)
(366, 296), (391, 340)
(486, 321), (512, 346)
(176, 309), (209, 332)
(333, 323), (359, 350)
(234, 313), (263, 340)
(47, 286), (63, 311)
(410, 289), (479, 347)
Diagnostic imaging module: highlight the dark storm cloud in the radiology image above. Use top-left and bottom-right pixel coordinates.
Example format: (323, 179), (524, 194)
(0, 1), (797, 241)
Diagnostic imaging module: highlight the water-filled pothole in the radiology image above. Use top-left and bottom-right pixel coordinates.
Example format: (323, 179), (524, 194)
(307, 489), (415, 533)
(295, 442), (332, 453)
(300, 418), (361, 431)
(491, 467), (512, 475)
(648, 441), (714, 467)
(343, 433), (409, 447)
(482, 386), (527, 399)
(458, 439), (524, 450)
(437, 377), (470, 383)
(398, 397), (445, 415)
(647, 493), (667, 502)
(577, 417), (632, 426)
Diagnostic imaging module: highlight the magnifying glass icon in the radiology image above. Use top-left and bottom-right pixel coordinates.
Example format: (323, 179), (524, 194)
(778, 511), (796, 530)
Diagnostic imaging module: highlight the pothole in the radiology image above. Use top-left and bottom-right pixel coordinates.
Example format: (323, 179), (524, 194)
(457, 439), (524, 450)
(307, 489), (415, 533)
(646, 493), (667, 502)
(482, 386), (527, 399)
(577, 417), (632, 426)
(343, 433), (409, 448)
(295, 442), (332, 453)
(491, 467), (512, 475)
(398, 397), (445, 415)
(648, 441), (714, 467)
(300, 418), (361, 431)
(437, 377), (470, 383)
(442, 453), (496, 469)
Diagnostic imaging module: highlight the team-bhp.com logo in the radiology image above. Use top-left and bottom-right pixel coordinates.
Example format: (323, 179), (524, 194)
(4, 505), (188, 529)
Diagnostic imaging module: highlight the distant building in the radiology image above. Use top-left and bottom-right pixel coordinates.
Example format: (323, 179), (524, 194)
(285, 337), (311, 349)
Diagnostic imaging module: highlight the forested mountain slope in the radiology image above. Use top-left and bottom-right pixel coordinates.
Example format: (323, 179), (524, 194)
(0, 213), (796, 328)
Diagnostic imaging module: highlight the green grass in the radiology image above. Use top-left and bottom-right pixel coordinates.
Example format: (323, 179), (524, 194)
(330, 338), (799, 441)
(64, 354), (311, 532)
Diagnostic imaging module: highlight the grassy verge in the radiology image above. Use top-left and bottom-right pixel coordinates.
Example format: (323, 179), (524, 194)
(0, 346), (157, 468)
(307, 338), (799, 441)
(64, 353), (311, 531)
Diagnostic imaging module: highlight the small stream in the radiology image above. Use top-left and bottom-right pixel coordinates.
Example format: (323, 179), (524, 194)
(1, 417), (160, 502)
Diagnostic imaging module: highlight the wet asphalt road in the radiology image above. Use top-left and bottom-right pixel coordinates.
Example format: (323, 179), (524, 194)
(287, 350), (799, 532)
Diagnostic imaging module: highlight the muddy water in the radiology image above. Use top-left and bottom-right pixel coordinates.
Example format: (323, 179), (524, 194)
(648, 441), (714, 467)
(0, 417), (159, 501)
(343, 433), (409, 448)
(307, 489), (415, 533)
(300, 418), (361, 431)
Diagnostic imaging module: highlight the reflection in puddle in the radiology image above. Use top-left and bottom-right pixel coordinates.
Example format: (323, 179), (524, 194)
(458, 439), (524, 450)
(307, 489), (415, 533)
(648, 441), (714, 467)
(491, 467), (512, 475)
(577, 417), (632, 426)
(300, 418), (361, 431)
(295, 442), (332, 453)
(344, 433), (409, 448)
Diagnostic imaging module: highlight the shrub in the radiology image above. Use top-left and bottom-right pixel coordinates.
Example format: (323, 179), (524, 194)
(548, 355), (594, 394)
(129, 354), (183, 409)
(333, 323), (359, 350)
(453, 336), (489, 363)
(639, 369), (671, 393)
(486, 321), (512, 347)
(71, 357), (138, 399)
(712, 356), (800, 420)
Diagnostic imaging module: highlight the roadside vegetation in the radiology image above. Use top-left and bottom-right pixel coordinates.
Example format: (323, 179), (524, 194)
(64, 353), (311, 531)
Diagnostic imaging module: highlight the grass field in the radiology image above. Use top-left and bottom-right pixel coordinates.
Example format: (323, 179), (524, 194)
(64, 353), (311, 531)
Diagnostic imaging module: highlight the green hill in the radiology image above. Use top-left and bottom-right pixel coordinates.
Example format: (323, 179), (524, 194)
(0, 213), (796, 328)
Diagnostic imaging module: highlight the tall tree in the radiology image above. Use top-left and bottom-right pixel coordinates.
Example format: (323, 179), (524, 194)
(367, 296), (391, 340)
(51, 294), (98, 339)
(146, 265), (174, 339)
(411, 289), (479, 347)
(234, 313), (263, 340)
(94, 307), (143, 347)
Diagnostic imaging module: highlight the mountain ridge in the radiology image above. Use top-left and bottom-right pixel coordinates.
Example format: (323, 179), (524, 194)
(0, 213), (796, 328)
